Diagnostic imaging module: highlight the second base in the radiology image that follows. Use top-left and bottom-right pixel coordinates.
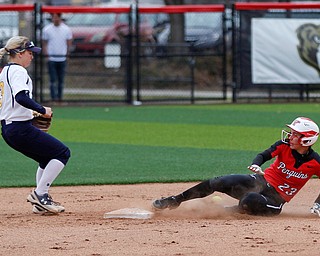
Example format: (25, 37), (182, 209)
(104, 207), (154, 219)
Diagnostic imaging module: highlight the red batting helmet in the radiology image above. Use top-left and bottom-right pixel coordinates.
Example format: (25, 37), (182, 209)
(286, 117), (319, 146)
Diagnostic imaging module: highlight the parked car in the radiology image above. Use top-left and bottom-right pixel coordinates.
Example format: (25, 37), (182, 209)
(67, 11), (166, 55)
(156, 12), (224, 53)
(67, 12), (123, 54)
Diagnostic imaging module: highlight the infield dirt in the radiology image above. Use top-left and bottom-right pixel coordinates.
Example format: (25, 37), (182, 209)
(1, 180), (320, 256)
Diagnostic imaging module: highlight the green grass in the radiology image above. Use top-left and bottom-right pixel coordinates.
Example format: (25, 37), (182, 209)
(1, 103), (320, 187)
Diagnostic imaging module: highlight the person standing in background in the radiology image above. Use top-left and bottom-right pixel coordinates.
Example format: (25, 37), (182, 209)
(42, 13), (72, 102)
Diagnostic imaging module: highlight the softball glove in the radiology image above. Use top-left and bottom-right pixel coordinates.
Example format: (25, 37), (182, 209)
(32, 112), (52, 132)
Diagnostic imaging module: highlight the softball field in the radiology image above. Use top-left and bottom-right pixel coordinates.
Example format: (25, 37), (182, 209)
(0, 180), (319, 256)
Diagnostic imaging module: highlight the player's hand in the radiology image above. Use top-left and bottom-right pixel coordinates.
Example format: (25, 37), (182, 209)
(247, 164), (264, 175)
(310, 203), (320, 217)
(43, 106), (53, 118)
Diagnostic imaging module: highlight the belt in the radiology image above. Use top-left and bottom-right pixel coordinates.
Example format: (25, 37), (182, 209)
(1, 120), (31, 126)
(1, 120), (11, 126)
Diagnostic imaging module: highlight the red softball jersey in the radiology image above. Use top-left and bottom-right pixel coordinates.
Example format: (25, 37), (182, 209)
(256, 141), (320, 202)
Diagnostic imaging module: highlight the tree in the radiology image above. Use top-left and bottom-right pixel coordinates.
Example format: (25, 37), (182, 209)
(163, 0), (229, 52)
(164, 0), (185, 53)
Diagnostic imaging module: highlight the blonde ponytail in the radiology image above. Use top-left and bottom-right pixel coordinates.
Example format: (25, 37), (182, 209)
(0, 36), (30, 59)
(0, 47), (9, 59)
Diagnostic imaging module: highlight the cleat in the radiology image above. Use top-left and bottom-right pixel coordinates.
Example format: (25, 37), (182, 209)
(27, 190), (65, 214)
(32, 204), (47, 214)
(152, 196), (180, 210)
(32, 205), (57, 215)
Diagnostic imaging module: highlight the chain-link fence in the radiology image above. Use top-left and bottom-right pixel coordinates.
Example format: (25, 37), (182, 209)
(0, 4), (228, 105)
(0, 5), (35, 72)
(135, 5), (228, 103)
(0, 3), (320, 104)
(39, 6), (133, 103)
(3, 3), (319, 104)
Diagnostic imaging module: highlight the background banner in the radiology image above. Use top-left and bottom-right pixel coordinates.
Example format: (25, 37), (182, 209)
(252, 18), (320, 84)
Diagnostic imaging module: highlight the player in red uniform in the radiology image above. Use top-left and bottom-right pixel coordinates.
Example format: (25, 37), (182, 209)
(152, 117), (320, 216)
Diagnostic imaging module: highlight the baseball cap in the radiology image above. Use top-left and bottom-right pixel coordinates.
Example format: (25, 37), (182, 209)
(10, 41), (41, 54)
(23, 41), (42, 53)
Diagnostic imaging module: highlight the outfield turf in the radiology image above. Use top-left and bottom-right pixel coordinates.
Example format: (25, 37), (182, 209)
(1, 103), (320, 187)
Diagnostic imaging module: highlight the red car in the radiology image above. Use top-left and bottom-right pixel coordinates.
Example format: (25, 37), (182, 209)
(67, 12), (158, 55)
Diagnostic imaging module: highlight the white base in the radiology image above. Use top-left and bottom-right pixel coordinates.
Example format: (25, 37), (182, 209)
(104, 208), (154, 219)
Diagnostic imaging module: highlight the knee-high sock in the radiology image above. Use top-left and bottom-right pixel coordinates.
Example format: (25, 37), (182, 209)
(35, 159), (65, 195)
(175, 180), (214, 203)
(36, 167), (44, 185)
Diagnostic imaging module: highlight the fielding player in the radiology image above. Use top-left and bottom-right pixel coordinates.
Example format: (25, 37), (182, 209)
(0, 36), (71, 214)
(153, 117), (320, 217)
